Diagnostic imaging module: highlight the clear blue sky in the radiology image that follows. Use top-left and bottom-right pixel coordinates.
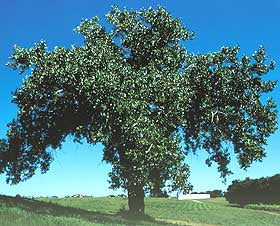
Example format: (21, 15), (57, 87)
(1, 0), (279, 197)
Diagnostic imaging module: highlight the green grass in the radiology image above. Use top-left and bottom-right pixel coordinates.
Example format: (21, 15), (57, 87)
(1, 195), (280, 226)
(245, 203), (280, 213)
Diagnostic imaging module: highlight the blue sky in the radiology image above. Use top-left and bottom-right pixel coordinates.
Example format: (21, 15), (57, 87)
(0, 0), (279, 197)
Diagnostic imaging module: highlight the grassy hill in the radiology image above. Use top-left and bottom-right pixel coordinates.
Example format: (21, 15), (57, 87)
(1, 195), (280, 226)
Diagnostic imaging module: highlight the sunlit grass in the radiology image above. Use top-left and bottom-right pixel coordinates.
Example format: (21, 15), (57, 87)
(1, 195), (280, 225)
(245, 203), (280, 213)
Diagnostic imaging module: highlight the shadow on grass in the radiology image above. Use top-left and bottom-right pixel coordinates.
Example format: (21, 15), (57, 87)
(227, 203), (245, 208)
(0, 195), (176, 225)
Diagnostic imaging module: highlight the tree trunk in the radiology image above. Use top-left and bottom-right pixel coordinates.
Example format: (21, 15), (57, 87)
(117, 146), (145, 215)
(127, 183), (145, 215)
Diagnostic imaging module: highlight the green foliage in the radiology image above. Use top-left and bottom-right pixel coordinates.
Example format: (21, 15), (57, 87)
(184, 46), (277, 177)
(0, 139), (8, 174)
(1, 5), (277, 214)
(225, 174), (280, 206)
(208, 190), (224, 198)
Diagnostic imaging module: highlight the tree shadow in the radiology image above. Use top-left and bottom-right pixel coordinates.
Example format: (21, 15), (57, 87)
(0, 195), (178, 225)
(225, 203), (244, 208)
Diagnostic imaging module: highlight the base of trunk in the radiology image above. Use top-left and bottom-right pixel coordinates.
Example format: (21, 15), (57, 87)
(128, 184), (145, 215)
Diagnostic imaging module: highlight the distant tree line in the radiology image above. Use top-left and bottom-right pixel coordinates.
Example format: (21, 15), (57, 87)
(225, 174), (280, 206)
(192, 190), (224, 198)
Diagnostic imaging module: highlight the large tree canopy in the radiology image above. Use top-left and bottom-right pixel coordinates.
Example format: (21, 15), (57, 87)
(1, 6), (277, 215)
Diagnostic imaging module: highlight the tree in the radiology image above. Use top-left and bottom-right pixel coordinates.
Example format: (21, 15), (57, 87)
(207, 190), (224, 198)
(1, 6), (277, 215)
(225, 174), (280, 206)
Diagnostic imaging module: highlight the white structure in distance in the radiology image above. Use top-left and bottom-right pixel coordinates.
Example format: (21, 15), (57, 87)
(178, 193), (210, 200)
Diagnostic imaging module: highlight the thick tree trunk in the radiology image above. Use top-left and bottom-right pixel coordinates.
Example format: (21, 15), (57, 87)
(116, 146), (145, 215)
(127, 183), (145, 215)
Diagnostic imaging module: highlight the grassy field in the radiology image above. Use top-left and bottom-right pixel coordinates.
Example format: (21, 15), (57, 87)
(245, 203), (280, 213)
(1, 195), (280, 226)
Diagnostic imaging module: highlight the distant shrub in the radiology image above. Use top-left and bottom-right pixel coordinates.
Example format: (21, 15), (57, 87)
(207, 190), (224, 198)
(225, 174), (280, 206)
(15, 194), (21, 198)
(117, 194), (127, 198)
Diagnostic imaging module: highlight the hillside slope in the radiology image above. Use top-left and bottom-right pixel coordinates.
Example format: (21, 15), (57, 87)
(0, 195), (280, 226)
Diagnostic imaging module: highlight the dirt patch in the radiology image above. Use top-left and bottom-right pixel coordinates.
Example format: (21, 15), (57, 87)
(191, 200), (203, 204)
(260, 210), (280, 216)
(155, 218), (217, 226)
